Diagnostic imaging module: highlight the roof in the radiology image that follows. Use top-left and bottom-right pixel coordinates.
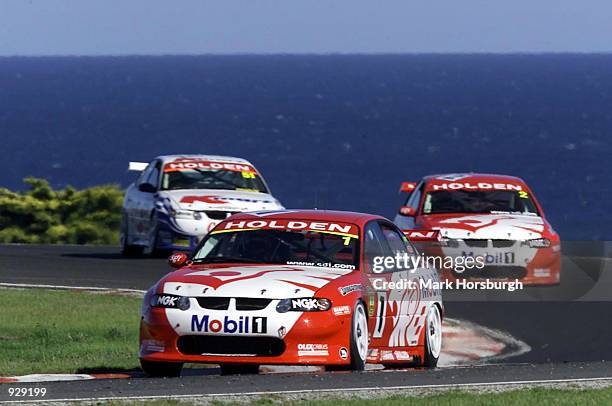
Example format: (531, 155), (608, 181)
(423, 173), (527, 184)
(226, 209), (384, 226)
(157, 154), (253, 165)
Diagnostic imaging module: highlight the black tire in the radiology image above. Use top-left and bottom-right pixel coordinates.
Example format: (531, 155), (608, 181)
(140, 359), (183, 377)
(325, 301), (367, 371)
(120, 213), (143, 256)
(422, 305), (442, 368)
(219, 363), (260, 375)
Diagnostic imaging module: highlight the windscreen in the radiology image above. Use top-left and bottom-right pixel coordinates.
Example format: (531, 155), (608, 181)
(193, 221), (360, 270)
(161, 160), (268, 193)
(422, 190), (539, 215)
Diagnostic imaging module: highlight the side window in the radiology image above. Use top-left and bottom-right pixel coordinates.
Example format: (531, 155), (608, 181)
(363, 221), (392, 273)
(380, 222), (417, 272)
(138, 161), (155, 185)
(406, 181), (424, 212)
(146, 161), (161, 188)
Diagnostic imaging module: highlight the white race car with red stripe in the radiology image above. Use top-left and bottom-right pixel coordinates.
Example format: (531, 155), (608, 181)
(120, 155), (284, 255)
(394, 173), (561, 285)
(139, 210), (443, 376)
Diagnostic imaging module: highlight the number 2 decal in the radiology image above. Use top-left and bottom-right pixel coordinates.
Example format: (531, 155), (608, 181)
(518, 190), (529, 199)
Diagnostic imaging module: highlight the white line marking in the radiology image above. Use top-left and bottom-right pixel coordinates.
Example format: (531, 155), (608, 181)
(0, 282), (146, 295)
(3, 376), (612, 403)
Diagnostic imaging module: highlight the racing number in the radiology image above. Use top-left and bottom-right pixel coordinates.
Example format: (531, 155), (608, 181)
(518, 191), (529, 199)
(242, 171), (256, 179)
(373, 292), (386, 338)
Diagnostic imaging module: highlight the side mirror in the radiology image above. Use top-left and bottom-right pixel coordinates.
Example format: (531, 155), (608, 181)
(138, 182), (157, 193)
(168, 252), (190, 269)
(399, 182), (417, 193)
(398, 205), (416, 217)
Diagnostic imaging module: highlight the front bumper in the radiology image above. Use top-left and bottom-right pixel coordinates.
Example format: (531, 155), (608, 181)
(139, 307), (353, 366)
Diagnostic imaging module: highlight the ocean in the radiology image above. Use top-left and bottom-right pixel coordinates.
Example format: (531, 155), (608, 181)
(1, 55), (611, 240)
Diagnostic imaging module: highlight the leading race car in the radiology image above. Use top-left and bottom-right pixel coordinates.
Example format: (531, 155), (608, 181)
(139, 210), (443, 376)
(121, 155), (284, 256)
(394, 173), (561, 285)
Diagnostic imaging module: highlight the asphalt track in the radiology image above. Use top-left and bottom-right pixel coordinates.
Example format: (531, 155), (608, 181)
(1, 243), (611, 402)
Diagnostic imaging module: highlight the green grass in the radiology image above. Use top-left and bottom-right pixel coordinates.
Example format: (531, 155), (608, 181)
(101, 387), (612, 405)
(0, 288), (141, 375)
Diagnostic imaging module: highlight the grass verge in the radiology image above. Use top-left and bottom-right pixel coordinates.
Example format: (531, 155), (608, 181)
(103, 386), (612, 405)
(0, 288), (141, 375)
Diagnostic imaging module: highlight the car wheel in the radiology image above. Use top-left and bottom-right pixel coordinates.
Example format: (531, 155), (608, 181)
(119, 213), (143, 256)
(219, 363), (260, 375)
(327, 301), (368, 371)
(422, 304), (442, 368)
(140, 359), (183, 377)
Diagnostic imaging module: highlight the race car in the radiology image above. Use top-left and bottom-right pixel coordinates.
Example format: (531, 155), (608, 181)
(394, 173), (561, 285)
(120, 155), (284, 256)
(139, 210), (443, 376)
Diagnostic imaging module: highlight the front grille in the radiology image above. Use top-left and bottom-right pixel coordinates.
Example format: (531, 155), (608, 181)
(462, 239), (488, 248)
(491, 240), (516, 248)
(177, 335), (285, 357)
(235, 298), (272, 311)
(454, 265), (527, 279)
(204, 211), (236, 220)
(196, 297), (230, 310)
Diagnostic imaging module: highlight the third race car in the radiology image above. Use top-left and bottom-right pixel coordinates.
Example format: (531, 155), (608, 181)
(394, 173), (561, 285)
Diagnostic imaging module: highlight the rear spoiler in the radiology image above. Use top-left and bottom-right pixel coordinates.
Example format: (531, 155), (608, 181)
(129, 162), (148, 171)
(399, 182), (416, 193)
(403, 229), (440, 242)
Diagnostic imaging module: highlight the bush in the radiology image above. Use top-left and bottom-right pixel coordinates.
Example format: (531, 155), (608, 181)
(0, 178), (124, 245)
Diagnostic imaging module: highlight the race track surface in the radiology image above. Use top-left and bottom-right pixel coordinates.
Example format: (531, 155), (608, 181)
(1, 243), (611, 401)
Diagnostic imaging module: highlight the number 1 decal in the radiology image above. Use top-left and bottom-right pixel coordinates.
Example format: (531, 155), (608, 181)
(373, 292), (386, 338)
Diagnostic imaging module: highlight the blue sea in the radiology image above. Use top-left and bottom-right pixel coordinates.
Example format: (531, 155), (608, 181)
(1, 55), (611, 240)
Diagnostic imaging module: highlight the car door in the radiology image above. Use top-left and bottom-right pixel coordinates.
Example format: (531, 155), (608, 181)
(379, 221), (427, 348)
(132, 160), (160, 243)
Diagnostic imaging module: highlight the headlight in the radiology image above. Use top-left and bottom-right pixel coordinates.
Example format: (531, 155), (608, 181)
(150, 294), (191, 311)
(169, 209), (196, 219)
(528, 238), (551, 248)
(276, 298), (331, 313)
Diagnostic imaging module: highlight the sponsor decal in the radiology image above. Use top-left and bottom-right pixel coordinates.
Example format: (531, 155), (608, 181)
(190, 315), (267, 334)
(180, 195), (273, 205)
(428, 182), (523, 192)
(368, 295), (375, 316)
(164, 160), (256, 174)
(462, 251), (516, 265)
(534, 268), (551, 277)
(332, 305), (351, 316)
(291, 298), (331, 311)
(394, 350), (412, 360)
(381, 350), (395, 361)
(155, 295), (178, 307)
(338, 284), (362, 296)
(435, 174), (470, 181)
(277, 326), (287, 338)
(297, 343), (329, 357)
(339, 347), (348, 360)
(214, 219), (359, 238)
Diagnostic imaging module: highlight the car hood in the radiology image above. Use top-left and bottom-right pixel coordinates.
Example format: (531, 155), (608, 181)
(418, 213), (547, 240)
(159, 264), (354, 298)
(158, 189), (283, 212)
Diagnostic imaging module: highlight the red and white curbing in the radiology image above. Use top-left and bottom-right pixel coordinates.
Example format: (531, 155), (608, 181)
(0, 318), (530, 383)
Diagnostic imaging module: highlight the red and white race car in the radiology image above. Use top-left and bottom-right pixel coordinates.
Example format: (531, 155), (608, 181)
(393, 173), (561, 285)
(139, 210), (443, 376)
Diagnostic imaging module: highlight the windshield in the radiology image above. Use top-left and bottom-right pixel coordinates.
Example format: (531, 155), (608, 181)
(422, 190), (539, 215)
(193, 228), (359, 270)
(161, 161), (268, 193)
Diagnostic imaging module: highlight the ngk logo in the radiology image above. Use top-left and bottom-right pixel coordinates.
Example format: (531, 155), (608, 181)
(191, 315), (267, 334)
(292, 298), (319, 310)
(156, 296), (178, 307)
